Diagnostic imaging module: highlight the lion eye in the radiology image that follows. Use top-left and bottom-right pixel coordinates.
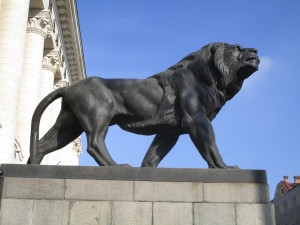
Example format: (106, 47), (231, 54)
(234, 46), (242, 51)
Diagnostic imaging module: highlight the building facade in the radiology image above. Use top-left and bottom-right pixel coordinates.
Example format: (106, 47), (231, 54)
(0, 0), (86, 165)
(272, 176), (300, 225)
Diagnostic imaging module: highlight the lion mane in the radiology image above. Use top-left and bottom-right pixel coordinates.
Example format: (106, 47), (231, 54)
(151, 42), (250, 120)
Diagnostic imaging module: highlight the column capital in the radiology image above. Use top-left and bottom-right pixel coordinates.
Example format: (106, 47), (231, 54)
(27, 10), (53, 39)
(42, 49), (61, 73)
(54, 79), (69, 89)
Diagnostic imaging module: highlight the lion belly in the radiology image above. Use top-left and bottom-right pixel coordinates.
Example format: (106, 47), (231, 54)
(118, 91), (179, 135)
(119, 115), (178, 135)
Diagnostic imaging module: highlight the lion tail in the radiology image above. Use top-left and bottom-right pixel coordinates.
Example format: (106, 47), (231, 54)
(28, 87), (66, 164)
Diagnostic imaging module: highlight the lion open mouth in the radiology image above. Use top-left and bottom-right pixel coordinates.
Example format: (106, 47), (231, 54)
(246, 57), (259, 62)
(244, 55), (260, 71)
(245, 53), (260, 63)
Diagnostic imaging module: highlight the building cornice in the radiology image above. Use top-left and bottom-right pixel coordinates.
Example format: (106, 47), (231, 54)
(53, 0), (86, 83)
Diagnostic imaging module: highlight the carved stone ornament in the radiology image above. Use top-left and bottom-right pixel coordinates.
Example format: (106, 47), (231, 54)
(72, 137), (83, 155)
(54, 79), (69, 89)
(14, 138), (24, 162)
(27, 10), (53, 39)
(0, 123), (24, 161)
(42, 50), (61, 73)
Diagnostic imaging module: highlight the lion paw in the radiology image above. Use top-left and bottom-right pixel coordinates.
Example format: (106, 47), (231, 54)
(226, 165), (240, 169)
(117, 163), (132, 167)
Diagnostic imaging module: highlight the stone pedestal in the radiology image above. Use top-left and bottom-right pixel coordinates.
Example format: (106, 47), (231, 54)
(0, 164), (275, 225)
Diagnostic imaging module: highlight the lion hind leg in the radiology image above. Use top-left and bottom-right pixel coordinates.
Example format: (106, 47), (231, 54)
(85, 121), (118, 166)
(86, 131), (117, 166)
(30, 107), (83, 164)
(75, 106), (117, 166)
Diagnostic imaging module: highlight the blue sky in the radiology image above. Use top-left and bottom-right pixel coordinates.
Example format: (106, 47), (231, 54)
(76, 0), (300, 197)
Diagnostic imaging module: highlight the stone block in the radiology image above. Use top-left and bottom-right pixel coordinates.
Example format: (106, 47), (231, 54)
(153, 202), (193, 225)
(69, 201), (111, 225)
(194, 203), (236, 225)
(65, 179), (134, 201)
(30, 200), (69, 225)
(2, 177), (65, 199)
(204, 183), (270, 203)
(112, 201), (152, 225)
(135, 181), (203, 202)
(0, 199), (33, 225)
(236, 204), (276, 225)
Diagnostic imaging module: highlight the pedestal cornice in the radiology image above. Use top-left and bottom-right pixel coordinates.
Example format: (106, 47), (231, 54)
(0, 164), (268, 183)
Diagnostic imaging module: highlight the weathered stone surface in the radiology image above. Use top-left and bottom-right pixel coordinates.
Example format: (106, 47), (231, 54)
(112, 201), (152, 225)
(2, 177), (64, 199)
(194, 203), (236, 225)
(153, 202), (193, 225)
(204, 183), (270, 203)
(69, 201), (111, 225)
(31, 200), (69, 225)
(0, 199), (34, 225)
(65, 179), (134, 201)
(236, 204), (276, 225)
(135, 181), (203, 202)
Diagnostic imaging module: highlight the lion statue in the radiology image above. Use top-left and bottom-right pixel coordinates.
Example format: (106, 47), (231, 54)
(28, 42), (259, 168)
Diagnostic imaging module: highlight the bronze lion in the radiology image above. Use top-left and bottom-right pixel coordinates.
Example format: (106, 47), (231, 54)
(28, 42), (259, 168)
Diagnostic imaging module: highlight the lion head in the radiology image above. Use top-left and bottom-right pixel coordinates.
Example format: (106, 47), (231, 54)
(167, 42), (260, 100)
(211, 43), (260, 99)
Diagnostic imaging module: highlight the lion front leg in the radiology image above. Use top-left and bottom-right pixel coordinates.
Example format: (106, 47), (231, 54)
(184, 115), (231, 169)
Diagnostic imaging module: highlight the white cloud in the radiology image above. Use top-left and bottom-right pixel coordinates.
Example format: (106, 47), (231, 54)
(257, 56), (273, 75)
(241, 56), (273, 94)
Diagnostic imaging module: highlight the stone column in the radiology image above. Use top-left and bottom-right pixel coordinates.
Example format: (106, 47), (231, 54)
(40, 50), (61, 164)
(57, 136), (82, 165)
(0, 0), (30, 163)
(45, 79), (81, 166)
(46, 79), (69, 165)
(15, 10), (53, 163)
(56, 137), (81, 165)
(43, 77), (82, 165)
